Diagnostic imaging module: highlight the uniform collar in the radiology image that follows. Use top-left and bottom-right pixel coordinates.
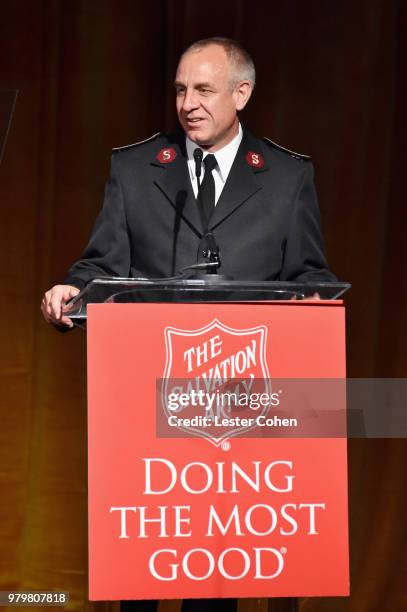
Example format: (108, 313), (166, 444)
(185, 123), (243, 183)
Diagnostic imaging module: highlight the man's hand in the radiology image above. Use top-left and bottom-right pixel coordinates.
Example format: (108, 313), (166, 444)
(307, 292), (321, 301)
(41, 284), (80, 328)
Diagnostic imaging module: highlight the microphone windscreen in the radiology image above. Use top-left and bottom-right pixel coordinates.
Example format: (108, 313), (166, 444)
(193, 147), (203, 162)
(193, 147), (203, 179)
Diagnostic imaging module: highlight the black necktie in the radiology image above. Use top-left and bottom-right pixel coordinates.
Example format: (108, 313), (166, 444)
(200, 154), (217, 225)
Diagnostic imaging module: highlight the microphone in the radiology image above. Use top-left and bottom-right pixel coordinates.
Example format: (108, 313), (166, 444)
(193, 147), (203, 180)
(193, 147), (207, 240)
(189, 147), (230, 279)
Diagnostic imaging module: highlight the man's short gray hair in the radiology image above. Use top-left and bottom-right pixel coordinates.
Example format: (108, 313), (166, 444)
(182, 37), (256, 89)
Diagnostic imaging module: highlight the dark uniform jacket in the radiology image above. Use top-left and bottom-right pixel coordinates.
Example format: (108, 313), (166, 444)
(64, 128), (336, 289)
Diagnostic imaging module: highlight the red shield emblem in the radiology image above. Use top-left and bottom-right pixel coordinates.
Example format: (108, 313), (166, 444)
(156, 147), (177, 163)
(246, 151), (265, 168)
(161, 319), (271, 448)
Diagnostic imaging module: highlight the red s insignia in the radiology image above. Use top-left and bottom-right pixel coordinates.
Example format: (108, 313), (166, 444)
(246, 151), (265, 168)
(156, 147), (177, 163)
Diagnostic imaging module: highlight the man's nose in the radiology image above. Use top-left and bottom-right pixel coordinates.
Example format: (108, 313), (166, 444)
(182, 89), (199, 112)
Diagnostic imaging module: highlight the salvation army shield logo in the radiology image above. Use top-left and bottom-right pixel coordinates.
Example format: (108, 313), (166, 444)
(160, 319), (272, 447)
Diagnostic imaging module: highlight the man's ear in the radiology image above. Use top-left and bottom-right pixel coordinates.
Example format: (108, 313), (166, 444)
(234, 81), (253, 111)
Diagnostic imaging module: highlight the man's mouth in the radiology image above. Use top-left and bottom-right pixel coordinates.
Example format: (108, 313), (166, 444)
(186, 118), (204, 124)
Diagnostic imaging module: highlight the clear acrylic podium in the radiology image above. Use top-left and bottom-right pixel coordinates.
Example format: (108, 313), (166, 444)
(66, 277), (350, 327)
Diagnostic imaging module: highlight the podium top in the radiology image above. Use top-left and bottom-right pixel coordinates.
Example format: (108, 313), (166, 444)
(66, 276), (351, 324)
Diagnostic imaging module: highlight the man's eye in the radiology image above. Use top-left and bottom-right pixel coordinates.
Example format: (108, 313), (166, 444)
(176, 88), (185, 95)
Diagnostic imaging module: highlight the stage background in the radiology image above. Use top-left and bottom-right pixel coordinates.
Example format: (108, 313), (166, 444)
(0, 0), (406, 610)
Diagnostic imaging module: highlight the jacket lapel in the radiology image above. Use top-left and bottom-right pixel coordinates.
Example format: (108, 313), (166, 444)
(151, 129), (268, 235)
(152, 136), (203, 236)
(209, 130), (268, 230)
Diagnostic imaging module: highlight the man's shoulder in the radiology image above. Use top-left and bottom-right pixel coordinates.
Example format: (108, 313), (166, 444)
(112, 132), (163, 157)
(242, 128), (313, 177)
(109, 132), (185, 174)
(111, 132), (181, 160)
(261, 136), (311, 162)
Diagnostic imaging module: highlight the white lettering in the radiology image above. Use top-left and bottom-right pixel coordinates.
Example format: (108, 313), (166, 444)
(206, 504), (243, 536)
(110, 506), (136, 538)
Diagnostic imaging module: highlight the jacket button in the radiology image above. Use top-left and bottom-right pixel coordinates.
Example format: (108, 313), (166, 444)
(202, 249), (208, 257)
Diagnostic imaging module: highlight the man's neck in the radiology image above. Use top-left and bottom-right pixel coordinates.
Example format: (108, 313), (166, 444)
(200, 122), (240, 153)
(186, 123), (243, 159)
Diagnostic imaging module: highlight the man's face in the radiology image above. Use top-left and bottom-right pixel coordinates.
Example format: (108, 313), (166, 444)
(175, 45), (250, 152)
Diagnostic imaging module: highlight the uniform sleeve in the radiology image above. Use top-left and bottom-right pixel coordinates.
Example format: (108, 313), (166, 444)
(280, 162), (337, 282)
(63, 154), (132, 289)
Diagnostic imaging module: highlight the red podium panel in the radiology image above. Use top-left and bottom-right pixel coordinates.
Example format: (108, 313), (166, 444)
(87, 302), (349, 600)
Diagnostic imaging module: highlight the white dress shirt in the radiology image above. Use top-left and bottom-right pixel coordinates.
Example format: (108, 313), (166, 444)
(186, 124), (243, 204)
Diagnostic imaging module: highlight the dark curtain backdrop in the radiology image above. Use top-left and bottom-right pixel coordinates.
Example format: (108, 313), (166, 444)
(0, 0), (406, 610)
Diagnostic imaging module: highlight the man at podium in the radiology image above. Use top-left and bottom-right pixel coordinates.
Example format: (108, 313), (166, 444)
(40, 37), (337, 612)
(41, 38), (334, 317)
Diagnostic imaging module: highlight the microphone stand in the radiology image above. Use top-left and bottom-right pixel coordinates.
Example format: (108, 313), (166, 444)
(188, 148), (232, 281)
